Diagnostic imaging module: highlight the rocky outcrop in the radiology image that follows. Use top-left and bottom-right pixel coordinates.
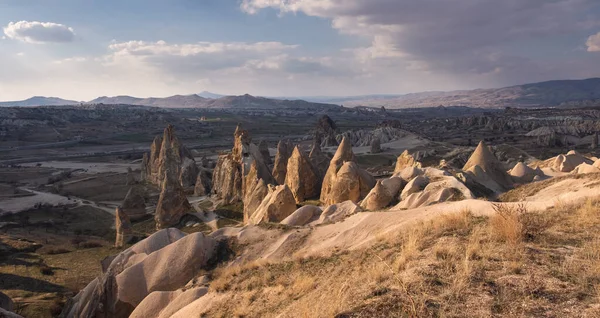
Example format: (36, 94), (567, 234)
(62, 229), (215, 318)
(280, 205), (323, 226)
(212, 125), (273, 204)
(360, 177), (404, 211)
(320, 137), (355, 202)
(285, 146), (321, 203)
(122, 187), (146, 221)
(258, 140), (272, 165)
(316, 200), (362, 224)
(395, 176), (474, 209)
(370, 137), (381, 153)
(308, 141), (330, 178)
(573, 163), (600, 174)
(400, 175), (429, 201)
(141, 125), (197, 191)
(315, 115), (338, 147)
(337, 126), (407, 147)
(129, 287), (208, 318)
(193, 168), (212, 196)
(548, 150), (594, 173)
(115, 207), (132, 248)
(211, 154), (243, 204)
(509, 162), (540, 183)
(248, 185), (297, 225)
(327, 161), (376, 205)
(394, 150), (422, 173)
(272, 140), (293, 185)
(155, 171), (192, 229)
(243, 162), (269, 223)
(462, 141), (514, 193)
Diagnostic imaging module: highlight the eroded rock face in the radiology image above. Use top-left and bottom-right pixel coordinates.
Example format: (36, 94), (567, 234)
(394, 150), (421, 173)
(462, 141), (514, 193)
(370, 137), (381, 153)
(400, 175), (429, 201)
(550, 151), (593, 173)
(285, 146), (321, 203)
(248, 184), (297, 225)
(395, 176), (474, 209)
(155, 171), (192, 229)
(142, 125), (197, 190)
(243, 161), (269, 223)
(272, 140), (293, 185)
(360, 177), (404, 211)
(62, 229), (215, 318)
(320, 137), (355, 202)
(280, 205), (322, 226)
(327, 161), (375, 205)
(315, 115), (338, 147)
(193, 168), (212, 196)
(213, 125), (273, 204)
(317, 200), (362, 224)
(122, 187), (147, 221)
(509, 162), (539, 183)
(115, 207), (132, 248)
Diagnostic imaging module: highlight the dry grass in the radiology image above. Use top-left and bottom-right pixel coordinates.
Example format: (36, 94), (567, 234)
(201, 198), (600, 317)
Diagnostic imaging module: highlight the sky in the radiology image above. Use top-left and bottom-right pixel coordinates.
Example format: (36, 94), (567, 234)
(1, 0), (600, 101)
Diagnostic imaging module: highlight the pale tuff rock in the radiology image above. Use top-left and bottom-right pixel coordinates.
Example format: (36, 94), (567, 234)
(258, 140), (272, 165)
(272, 139), (294, 185)
(243, 161), (269, 223)
(115, 207), (133, 248)
(211, 153), (243, 204)
(400, 175), (429, 201)
(462, 141), (514, 193)
(550, 150), (593, 173)
(395, 176), (474, 210)
(327, 161), (375, 205)
(115, 232), (215, 307)
(320, 137), (356, 203)
(248, 184), (297, 225)
(280, 205), (323, 226)
(360, 177), (404, 211)
(360, 180), (394, 211)
(213, 125), (273, 204)
(395, 166), (424, 182)
(337, 126), (407, 147)
(122, 187), (147, 221)
(509, 162), (541, 183)
(155, 171), (192, 229)
(142, 125), (197, 191)
(316, 200), (362, 224)
(394, 150), (422, 174)
(129, 287), (209, 318)
(285, 146), (321, 203)
(572, 162), (600, 174)
(61, 229), (189, 318)
(370, 137), (382, 153)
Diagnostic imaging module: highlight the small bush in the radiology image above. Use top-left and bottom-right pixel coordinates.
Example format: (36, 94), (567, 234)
(45, 248), (71, 255)
(490, 203), (553, 244)
(78, 241), (103, 249)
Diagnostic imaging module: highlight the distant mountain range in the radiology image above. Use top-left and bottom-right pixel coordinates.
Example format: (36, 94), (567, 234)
(2, 78), (600, 109)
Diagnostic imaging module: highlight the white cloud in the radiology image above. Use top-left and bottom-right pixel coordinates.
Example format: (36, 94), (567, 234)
(587, 32), (600, 52)
(3, 21), (75, 44)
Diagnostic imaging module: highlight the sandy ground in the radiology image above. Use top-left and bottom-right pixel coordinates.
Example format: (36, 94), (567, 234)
(21, 161), (138, 174)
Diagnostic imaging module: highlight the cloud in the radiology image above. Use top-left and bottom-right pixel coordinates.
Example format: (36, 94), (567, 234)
(3, 21), (75, 43)
(587, 32), (600, 52)
(241, 0), (600, 86)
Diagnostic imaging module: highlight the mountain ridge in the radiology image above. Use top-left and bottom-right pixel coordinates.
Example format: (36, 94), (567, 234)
(2, 77), (600, 109)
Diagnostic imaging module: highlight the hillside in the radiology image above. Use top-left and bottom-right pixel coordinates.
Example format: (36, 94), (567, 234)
(0, 97), (79, 107)
(324, 78), (600, 109)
